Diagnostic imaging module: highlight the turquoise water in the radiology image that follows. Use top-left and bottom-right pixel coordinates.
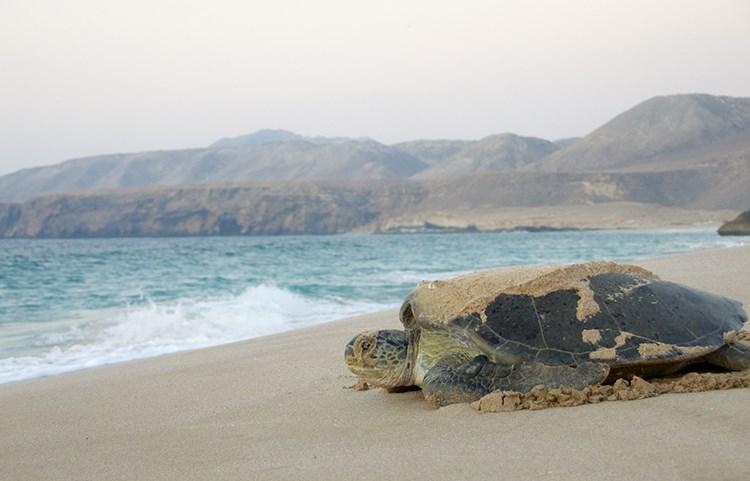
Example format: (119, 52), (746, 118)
(0, 230), (745, 383)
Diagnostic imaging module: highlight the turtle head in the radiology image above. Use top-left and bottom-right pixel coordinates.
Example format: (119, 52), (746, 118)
(345, 329), (412, 388)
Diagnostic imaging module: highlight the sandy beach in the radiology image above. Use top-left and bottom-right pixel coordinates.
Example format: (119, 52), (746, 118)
(1, 244), (749, 481)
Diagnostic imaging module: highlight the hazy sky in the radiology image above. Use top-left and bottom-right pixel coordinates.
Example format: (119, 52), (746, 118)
(1, 0), (749, 175)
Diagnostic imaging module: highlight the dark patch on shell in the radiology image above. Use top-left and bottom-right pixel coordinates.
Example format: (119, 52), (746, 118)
(452, 272), (746, 365)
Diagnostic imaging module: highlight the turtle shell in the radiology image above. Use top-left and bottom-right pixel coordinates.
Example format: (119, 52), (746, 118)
(399, 262), (748, 368)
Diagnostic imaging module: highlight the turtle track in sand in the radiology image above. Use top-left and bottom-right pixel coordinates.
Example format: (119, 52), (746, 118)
(471, 370), (750, 412)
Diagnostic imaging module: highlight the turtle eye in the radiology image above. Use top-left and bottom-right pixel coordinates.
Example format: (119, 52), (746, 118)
(360, 340), (371, 351)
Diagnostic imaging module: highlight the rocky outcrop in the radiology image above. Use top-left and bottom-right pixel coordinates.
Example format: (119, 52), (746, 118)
(719, 210), (750, 236)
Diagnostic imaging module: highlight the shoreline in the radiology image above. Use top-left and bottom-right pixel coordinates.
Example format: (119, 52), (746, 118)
(1, 244), (749, 480)
(1, 232), (746, 387)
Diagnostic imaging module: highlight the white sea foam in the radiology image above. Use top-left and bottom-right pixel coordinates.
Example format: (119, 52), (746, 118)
(0, 284), (393, 384)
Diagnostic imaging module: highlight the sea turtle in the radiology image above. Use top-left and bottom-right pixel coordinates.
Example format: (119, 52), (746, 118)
(344, 261), (750, 406)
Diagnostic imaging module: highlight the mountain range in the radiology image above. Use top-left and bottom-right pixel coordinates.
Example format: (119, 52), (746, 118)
(0, 93), (748, 237)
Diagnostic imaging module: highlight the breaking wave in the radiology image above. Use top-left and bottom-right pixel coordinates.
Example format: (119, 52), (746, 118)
(0, 284), (392, 383)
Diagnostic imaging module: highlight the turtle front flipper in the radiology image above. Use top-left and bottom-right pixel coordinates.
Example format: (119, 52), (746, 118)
(422, 355), (498, 406)
(706, 331), (750, 371)
(422, 355), (610, 407)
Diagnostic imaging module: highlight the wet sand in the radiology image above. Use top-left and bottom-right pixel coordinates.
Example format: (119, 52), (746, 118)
(1, 243), (749, 481)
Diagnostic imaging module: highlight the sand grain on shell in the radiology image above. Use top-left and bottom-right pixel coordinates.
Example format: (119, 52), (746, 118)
(637, 342), (676, 359)
(581, 329), (602, 344)
(589, 347), (618, 360)
(472, 370), (750, 413)
(409, 261), (657, 325)
(504, 261), (656, 320)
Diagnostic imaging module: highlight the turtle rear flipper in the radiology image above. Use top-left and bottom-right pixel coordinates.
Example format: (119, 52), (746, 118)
(706, 332), (750, 371)
(422, 355), (609, 407)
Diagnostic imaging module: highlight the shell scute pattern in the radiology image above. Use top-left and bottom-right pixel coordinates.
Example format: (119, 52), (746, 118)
(419, 267), (746, 366)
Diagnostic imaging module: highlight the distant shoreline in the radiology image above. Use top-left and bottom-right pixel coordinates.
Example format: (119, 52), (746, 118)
(0, 222), (728, 240)
(0, 188), (735, 239)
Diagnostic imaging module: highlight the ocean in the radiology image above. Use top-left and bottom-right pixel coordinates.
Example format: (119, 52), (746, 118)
(0, 229), (745, 384)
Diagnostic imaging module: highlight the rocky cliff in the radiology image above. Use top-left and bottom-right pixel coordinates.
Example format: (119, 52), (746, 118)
(0, 183), (396, 237)
(0, 171), (741, 238)
(718, 210), (750, 236)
